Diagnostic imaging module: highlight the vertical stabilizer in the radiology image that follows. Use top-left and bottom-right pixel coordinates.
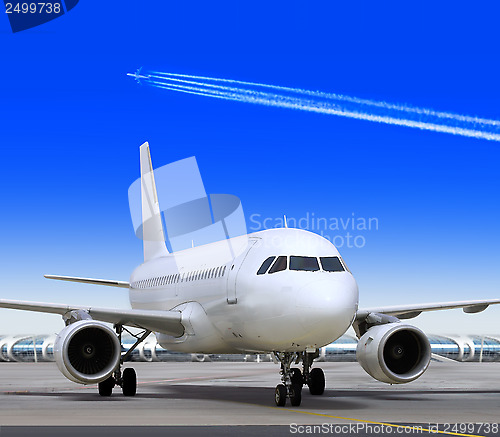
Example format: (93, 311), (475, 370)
(140, 142), (169, 261)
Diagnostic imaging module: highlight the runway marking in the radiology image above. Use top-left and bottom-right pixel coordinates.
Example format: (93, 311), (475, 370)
(1, 372), (265, 393)
(276, 408), (485, 437)
(60, 374), (251, 391)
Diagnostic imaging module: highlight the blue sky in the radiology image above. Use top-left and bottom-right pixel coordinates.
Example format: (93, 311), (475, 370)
(1, 1), (499, 335)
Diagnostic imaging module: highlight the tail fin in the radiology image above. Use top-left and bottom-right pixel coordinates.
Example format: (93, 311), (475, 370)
(140, 142), (169, 261)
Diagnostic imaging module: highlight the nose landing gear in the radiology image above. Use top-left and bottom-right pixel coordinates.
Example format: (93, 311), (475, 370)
(274, 352), (303, 406)
(273, 350), (325, 406)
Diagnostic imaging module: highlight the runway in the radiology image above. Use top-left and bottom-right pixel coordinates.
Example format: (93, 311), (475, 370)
(0, 361), (499, 435)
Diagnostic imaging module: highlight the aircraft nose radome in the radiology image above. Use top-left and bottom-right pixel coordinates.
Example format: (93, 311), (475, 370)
(295, 277), (358, 333)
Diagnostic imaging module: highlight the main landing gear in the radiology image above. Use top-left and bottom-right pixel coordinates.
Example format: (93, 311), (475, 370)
(98, 325), (151, 397)
(273, 350), (325, 407)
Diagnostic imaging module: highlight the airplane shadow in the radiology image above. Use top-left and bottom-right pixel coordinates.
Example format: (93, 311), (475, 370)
(7, 385), (500, 410)
(3, 384), (364, 409)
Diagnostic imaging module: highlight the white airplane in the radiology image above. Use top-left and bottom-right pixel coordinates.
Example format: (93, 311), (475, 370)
(127, 67), (151, 84)
(1, 142), (499, 407)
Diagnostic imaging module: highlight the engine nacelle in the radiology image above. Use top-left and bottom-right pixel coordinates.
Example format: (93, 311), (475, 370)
(54, 320), (121, 384)
(356, 322), (431, 384)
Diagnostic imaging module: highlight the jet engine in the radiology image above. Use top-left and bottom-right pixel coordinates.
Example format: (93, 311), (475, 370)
(54, 320), (121, 384)
(356, 322), (431, 384)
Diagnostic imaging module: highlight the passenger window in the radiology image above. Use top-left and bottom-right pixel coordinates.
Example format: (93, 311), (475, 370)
(320, 257), (345, 272)
(269, 256), (287, 274)
(257, 257), (276, 275)
(290, 256), (320, 271)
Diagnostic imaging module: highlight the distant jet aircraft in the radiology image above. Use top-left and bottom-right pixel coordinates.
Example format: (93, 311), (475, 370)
(126, 67), (151, 84)
(1, 142), (500, 406)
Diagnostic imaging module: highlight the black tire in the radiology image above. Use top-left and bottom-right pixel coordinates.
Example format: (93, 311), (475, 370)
(275, 384), (287, 407)
(289, 383), (302, 407)
(291, 368), (303, 386)
(98, 376), (114, 397)
(122, 368), (137, 397)
(308, 368), (325, 395)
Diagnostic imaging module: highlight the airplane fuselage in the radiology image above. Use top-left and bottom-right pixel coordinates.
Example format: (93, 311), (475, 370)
(129, 228), (359, 354)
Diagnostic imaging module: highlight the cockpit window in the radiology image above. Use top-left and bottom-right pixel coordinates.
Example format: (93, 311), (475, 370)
(257, 256), (275, 275)
(290, 256), (320, 271)
(320, 256), (345, 272)
(268, 256), (287, 274)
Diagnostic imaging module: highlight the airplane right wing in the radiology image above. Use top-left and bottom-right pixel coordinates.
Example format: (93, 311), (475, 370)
(0, 299), (184, 337)
(356, 298), (500, 320)
(353, 298), (500, 338)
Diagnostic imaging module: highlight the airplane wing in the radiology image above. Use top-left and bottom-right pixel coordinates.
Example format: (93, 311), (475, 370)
(356, 298), (500, 320)
(0, 299), (184, 337)
(44, 275), (130, 289)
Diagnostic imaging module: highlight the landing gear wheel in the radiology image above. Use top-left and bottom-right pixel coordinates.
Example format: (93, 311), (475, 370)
(122, 368), (137, 396)
(98, 376), (115, 397)
(275, 384), (287, 406)
(291, 368), (303, 386)
(308, 368), (325, 395)
(289, 383), (302, 406)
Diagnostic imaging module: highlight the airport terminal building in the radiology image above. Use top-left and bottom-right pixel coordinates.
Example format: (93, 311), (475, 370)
(1, 333), (500, 363)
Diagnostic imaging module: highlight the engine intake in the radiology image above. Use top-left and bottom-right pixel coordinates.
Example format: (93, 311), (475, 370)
(54, 320), (121, 384)
(356, 322), (431, 384)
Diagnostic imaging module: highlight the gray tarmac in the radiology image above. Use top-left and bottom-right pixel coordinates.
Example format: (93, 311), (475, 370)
(0, 361), (499, 434)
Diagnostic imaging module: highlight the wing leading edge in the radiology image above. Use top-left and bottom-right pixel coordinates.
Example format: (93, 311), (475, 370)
(44, 275), (130, 289)
(356, 298), (500, 321)
(0, 299), (184, 337)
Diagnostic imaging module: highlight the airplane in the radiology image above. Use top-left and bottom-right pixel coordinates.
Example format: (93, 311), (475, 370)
(126, 67), (151, 84)
(1, 141), (500, 406)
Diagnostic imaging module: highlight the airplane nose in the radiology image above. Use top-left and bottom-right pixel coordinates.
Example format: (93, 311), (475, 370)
(295, 276), (358, 336)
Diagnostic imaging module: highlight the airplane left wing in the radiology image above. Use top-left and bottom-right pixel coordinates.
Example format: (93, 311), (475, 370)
(44, 275), (130, 289)
(0, 299), (184, 337)
(356, 298), (500, 321)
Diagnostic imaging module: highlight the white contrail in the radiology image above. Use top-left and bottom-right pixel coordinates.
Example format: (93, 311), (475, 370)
(152, 71), (500, 128)
(149, 80), (229, 100)
(149, 75), (264, 99)
(146, 74), (500, 142)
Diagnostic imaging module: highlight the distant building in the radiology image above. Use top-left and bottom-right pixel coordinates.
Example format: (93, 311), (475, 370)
(0, 335), (55, 362)
(1, 334), (500, 363)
